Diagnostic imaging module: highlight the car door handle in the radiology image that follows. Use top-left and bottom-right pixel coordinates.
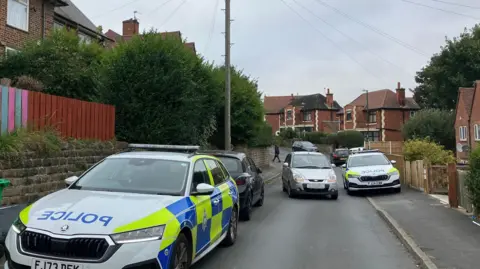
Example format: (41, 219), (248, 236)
(213, 199), (220, 205)
(228, 191), (233, 195)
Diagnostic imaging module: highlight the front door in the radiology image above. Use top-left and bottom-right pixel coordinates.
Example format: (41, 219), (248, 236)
(204, 159), (232, 243)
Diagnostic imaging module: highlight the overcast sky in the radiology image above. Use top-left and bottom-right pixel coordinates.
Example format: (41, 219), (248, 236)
(73, 0), (480, 105)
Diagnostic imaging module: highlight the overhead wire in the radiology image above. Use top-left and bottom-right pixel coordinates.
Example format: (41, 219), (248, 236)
(292, 0), (415, 77)
(400, 0), (480, 20)
(425, 0), (480, 9)
(145, 0), (180, 18)
(157, 0), (189, 29)
(278, 0), (389, 85)
(313, 0), (429, 57)
(203, 0), (221, 55)
(90, 0), (146, 19)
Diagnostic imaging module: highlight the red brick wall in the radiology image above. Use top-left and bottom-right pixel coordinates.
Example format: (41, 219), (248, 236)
(455, 93), (470, 161)
(383, 110), (406, 141)
(266, 114), (280, 134)
(0, 0), (54, 54)
(469, 83), (480, 154)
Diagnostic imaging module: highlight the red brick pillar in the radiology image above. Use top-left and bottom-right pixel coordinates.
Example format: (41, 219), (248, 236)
(447, 163), (458, 208)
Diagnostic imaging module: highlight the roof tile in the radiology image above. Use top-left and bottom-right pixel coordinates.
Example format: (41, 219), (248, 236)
(348, 89), (420, 109)
(264, 96), (292, 113)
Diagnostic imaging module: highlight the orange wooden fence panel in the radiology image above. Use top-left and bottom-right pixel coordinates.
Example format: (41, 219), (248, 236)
(26, 91), (115, 140)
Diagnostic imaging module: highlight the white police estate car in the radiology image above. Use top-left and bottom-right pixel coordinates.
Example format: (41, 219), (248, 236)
(342, 150), (401, 194)
(3, 144), (239, 269)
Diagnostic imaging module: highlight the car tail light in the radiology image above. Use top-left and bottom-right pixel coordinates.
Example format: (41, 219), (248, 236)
(333, 154), (337, 158)
(236, 178), (246, 185)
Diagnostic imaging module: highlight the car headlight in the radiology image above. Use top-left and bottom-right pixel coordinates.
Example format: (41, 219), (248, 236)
(388, 170), (399, 176)
(327, 173), (337, 183)
(12, 218), (26, 234)
(110, 225), (165, 244)
(347, 173), (360, 179)
(293, 173), (305, 183)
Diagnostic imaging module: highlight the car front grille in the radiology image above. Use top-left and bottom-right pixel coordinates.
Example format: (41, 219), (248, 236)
(359, 175), (389, 181)
(307, 179), (324, 182)
(20, 231), (110, 260)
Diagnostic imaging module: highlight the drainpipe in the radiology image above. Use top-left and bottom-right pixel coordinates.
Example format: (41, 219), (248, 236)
(42, 1), (46, 39)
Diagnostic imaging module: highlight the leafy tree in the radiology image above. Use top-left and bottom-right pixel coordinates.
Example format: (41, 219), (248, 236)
(0, 28), (104, 101)
(98, 31), (220, 145)
(304, 132), (328, 144)
(209, 66), (266, 148)
(413, 24), (480, 110)
(402, 108), (455, 151)
(328, 130), (364, 148)
(403, 138), (455, 164)
(466, 145), (480, 215)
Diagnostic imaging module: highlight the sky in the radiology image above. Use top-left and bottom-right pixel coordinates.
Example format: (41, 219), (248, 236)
(72, 0), (480, 106)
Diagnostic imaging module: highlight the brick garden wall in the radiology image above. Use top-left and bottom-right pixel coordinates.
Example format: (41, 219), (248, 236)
(0, 142), (128, 206)
(234, 146), (272, 168)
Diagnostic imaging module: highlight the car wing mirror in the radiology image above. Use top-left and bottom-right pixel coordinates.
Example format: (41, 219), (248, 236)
(257, 167), (262, 174)
(193, 183), (215, 195)
(283, 162), (289, 167)
(331, 163), (336, 168)
(391, 160), (397, 164)
(341, 164), (347, 168)
(65, 176), (79, 187)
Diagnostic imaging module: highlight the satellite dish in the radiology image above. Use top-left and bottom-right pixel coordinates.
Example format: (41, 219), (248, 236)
(457, 143), (464, 152)
(275, 130), (280, 136)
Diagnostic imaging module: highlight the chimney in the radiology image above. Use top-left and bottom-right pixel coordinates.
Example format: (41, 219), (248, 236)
(326, 88), (334, 108)
(290, 93), (295, 101)
(396, 82), (405, 106)
(122, 18), (139, 36)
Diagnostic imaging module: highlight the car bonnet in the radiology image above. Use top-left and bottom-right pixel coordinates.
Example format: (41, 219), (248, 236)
(19, 189), (184, 235)
(348, 164), (393, 176)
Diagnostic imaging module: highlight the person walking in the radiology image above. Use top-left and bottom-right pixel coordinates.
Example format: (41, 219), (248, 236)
(272, 144), (281, 163)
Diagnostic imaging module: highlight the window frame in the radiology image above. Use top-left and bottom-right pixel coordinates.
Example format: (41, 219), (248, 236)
(303, 111), (311, 121)
(346, 110), (352, 121)
(286, 109), (293, 120)
(7, 0), (29, 32)
(78, 32), (93, 44)
(368, 111), (376, 123)
(205, 159), (226, 186)
(459, 126), (467, 141)
(475, 124), (480, 141)
(191, 159), (211, 192)
(5, 47), (19, 59)
(410, 111), (416, 118)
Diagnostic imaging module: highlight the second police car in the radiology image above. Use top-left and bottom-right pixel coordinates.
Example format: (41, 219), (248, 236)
(342, 150), (401, 194)
(3, 144), (239, 269)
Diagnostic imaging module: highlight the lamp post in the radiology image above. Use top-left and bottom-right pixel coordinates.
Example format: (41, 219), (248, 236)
(363, 89), (369, 147)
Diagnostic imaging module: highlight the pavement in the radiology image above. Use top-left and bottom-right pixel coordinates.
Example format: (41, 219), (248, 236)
(193, 168), (419, 269)
(369, 188), (480, 269)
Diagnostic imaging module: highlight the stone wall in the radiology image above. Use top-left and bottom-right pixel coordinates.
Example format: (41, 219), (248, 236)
(0, 142), (128, 206)
(234, 146), (272, 168)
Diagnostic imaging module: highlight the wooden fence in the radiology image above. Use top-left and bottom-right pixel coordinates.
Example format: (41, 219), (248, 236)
(385, 154), (405, 182)
(457, 168), (474, 213)
(0, 86), (115, 140)
(365, 141), (403, 155)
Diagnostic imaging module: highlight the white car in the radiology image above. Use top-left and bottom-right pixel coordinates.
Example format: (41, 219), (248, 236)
(342, 151), (401, 194)
(3, 144), (239, 269)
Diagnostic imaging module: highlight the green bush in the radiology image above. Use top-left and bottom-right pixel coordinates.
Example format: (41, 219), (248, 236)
(402, 109), (455, 151)
(304, 132), (328, 144)
(248, 122), (273, 147)
(466, 145), (480, 215)
(328, 130), (364, 148)
(279, 128), (297, 139)
(403, 138), (455, 164)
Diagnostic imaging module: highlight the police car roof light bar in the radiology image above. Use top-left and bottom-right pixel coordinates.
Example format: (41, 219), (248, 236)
(127, 144), (200, 153)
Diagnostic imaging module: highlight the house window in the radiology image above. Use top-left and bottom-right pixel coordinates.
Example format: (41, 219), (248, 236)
(459, 126), (467, 141)
(280, 113), (284, 121)
(54, 21), (65, 30)
(346, 110), (352, 121)
(5, 47), (19, 58)
(364, 131), (380, 142)
(475, 124), (480, 141)
(303, 111), (311, 121)
(410, 111), (416, 118)
(7, 0), (29, 32)
(78, 32), (92, 44)
(286, 110), (292, 120)
(368, 111), (376, 123)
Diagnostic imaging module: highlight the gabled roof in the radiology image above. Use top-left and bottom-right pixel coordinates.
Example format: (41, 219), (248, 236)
(105, 30), (122, 42)
(289, 93), (341, 111)
(105, 30), (195, 53)
(348, 89), (420, 110)
(264, 95), (293, 113)
(457, 87), (475, 118)
(54, 0), (97, 35)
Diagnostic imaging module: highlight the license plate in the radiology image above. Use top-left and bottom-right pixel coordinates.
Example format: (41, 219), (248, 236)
(340, 158), (346, 160)
(307, 183), (325, 189)
(367, 181), (383, 186)
(32, 259), (83, 269)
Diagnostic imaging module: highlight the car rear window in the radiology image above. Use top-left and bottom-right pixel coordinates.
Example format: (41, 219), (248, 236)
(335, 150), (349, 155)
(217, 156), (243, 173)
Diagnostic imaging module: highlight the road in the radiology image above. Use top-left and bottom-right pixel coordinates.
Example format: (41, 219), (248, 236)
(193, 167), (419, 269)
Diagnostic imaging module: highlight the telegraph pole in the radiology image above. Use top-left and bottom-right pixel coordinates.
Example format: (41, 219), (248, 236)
(224, 0), (232, 150)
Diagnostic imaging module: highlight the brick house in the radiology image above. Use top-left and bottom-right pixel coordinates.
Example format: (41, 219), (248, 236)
(264, 89), (341, 135)
(455, 81), (480, 163)
(104, 19), (196, 53)
(337, 82), (420, 141)
(0, 0), (112, 57)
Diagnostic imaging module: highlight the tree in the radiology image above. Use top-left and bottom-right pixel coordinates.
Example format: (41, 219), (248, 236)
(402, 109), (455, 151)
(0, 28), (104, 101)
(413, 24), (480, 110)
(98, 31), (221, 145)
(328, 131), (364, 148)
(208, 66), (266, 148)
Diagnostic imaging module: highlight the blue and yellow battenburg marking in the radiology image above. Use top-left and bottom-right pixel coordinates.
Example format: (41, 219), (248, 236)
(113, 179), (238, 269)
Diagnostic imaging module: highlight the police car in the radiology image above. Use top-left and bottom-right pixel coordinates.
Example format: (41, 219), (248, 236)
(3, 144), (239, 269)
(341, 150), (401, 194)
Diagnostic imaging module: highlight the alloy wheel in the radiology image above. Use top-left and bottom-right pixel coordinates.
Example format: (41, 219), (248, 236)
(173, 242), (188, 269)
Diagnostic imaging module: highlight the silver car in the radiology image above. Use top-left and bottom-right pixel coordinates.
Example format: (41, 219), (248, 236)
(281, 152), (338, 199)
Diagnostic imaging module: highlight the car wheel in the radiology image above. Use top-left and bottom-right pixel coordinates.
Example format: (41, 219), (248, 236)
(331, 193), (338, 200)
(222, 206), (238, 246)
(343, 179), (347, 190)
(255, 186), (264, 207)
(287, 184), (296, 198)
(282, 182), (287, 192)
(394, 187), (401, 193)
(346, 183), (353, 196)
(240, 192), (253, 221)
(169, 233), (191, 269)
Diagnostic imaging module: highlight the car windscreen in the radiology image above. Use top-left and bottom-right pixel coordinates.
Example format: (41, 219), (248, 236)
(70, 158), (190, 195)
(217, 156), (243, 173)
(302, 141), (314, 147)
(292, 154), (331, 169)
(335, 149), (349, 155)
(348, 154), (390, 167)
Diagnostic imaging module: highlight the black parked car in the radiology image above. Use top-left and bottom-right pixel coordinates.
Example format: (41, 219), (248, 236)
(331, 148), (350, 165)
(292, 141), (318, 152)
(200, 151), (264, 221)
